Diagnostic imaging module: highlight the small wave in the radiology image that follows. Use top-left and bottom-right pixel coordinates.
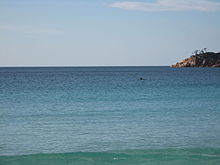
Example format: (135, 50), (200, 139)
(201, 154), (220, 157)
(1, 148), (220, 165)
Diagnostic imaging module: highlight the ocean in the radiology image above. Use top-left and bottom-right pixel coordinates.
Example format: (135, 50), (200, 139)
(0, 66), (220, 165)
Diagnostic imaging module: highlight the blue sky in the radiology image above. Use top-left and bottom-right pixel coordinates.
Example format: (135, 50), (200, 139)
(0, 0), (220, 66)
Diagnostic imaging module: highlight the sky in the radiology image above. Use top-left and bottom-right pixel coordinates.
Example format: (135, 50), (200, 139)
(0, 0), (220, 66)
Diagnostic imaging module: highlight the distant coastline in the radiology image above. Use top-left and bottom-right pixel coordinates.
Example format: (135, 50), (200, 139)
(171, 50), (220, 68)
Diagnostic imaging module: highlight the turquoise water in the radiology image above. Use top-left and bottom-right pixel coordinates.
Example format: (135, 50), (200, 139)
(0, 67), (220, 164)
(1, 149), (220, 165)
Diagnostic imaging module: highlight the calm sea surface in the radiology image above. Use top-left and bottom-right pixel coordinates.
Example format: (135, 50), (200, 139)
(0, 66), (220, 164)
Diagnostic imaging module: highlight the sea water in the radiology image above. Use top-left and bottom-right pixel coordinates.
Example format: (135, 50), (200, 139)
(0, 66), (220, 164)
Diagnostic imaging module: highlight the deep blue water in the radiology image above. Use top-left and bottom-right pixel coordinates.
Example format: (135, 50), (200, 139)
(0, 66), (220, 164)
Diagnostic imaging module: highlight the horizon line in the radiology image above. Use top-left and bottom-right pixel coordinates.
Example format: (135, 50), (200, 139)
(0, 65), (169, 68)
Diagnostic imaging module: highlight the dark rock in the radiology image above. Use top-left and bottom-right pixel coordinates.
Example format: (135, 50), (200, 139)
(171, 52), (220, 68)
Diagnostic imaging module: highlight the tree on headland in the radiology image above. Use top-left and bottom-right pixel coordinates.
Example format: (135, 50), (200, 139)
(200, 49), (204, 54)
(193, 50), (199, 55)
(192, 48), (208, 56)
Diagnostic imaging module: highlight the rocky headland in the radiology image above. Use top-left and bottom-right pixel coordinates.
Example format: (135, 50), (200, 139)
(171, 51), (220, 68)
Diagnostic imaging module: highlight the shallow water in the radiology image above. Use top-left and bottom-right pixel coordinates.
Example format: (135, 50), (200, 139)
(0, 66), (220, 164)
(1, 148), (220, 165)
